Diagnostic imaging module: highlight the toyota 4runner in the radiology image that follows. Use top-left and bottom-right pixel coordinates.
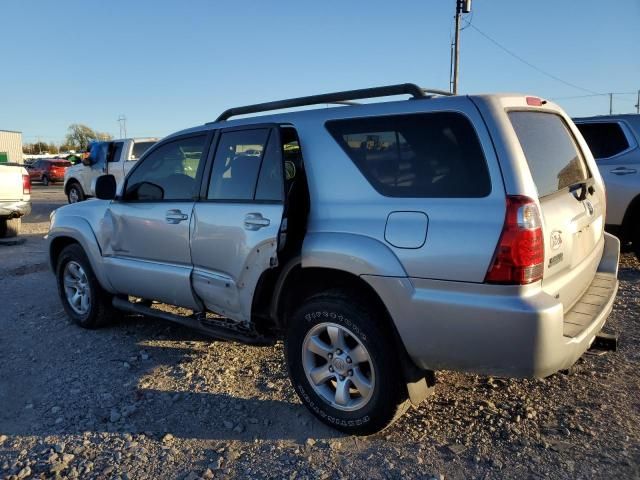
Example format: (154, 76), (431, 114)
(47, 84), (620, 435)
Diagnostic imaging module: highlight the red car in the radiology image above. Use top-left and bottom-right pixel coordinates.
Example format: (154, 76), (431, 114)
(26, 158), (72, 186)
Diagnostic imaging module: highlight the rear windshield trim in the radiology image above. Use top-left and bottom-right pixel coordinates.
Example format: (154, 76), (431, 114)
(507, 109), (592, 199)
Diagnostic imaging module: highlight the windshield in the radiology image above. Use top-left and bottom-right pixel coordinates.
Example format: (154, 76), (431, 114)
(509, 111), (589, 198)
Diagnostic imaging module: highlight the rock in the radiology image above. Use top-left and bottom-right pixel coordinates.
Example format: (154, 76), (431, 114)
(17, 466), (31, 479)
(305, 438), (316, 447)
(202, 468), (214, 479)
(447, 444), (466, 455)
(162, 434), (174, 443)
(62, 453), (75, 463)
(54, 442), (66, 454)
(0, 435), (7, 445)
(50, 461), (67, 474)
(184, 472), (200, 480)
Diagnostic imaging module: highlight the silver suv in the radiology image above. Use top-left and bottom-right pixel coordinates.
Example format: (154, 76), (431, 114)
(574, 114), (640, 260)
(47, 84), (620, 435)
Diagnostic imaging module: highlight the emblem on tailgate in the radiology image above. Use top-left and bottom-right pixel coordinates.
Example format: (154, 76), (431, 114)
(550, 230), (563, 250)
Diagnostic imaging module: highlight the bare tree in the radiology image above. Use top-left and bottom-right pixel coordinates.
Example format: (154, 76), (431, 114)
(65, 124), (113, 150)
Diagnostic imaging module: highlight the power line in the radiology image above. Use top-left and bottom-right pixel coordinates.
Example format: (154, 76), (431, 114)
(551, 92), (636, 101)
(464, 21), (601, 95)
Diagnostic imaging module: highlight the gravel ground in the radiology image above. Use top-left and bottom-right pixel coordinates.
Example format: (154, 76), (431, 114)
(1, 186), (639, 479)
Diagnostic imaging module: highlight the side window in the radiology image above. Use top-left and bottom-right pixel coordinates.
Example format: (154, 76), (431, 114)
(326, 112), (491, 198)
(208, 129), (271, 201)
(131, 141), (156, 160)
(124, 135), (207, 201)
(576, 122), (630, 159)
(255, 133), (284, 201)
(108, 142), (124, 163)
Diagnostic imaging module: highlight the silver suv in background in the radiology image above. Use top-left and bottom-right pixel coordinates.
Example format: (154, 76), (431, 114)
(574, 115), (640, 259)
(47, 85), (619, 435)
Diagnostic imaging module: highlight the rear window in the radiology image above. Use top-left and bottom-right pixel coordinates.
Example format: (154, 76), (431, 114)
(509, 112), (589, 198)
(575, 122), (630, 159)
(131, 141), (155, 160)
(326, 112), (491, 198)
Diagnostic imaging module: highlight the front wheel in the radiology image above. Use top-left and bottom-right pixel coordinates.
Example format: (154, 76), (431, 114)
(56, 244), (117, 328)
(67, 183), (84, 203)
(285, 291), (408, 435)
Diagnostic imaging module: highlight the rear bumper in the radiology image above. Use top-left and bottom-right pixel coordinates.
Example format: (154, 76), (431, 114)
(0, 200), (31, 218)
(364, 232), (620, 378)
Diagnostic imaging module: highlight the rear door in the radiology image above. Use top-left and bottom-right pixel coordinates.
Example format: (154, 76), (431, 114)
(574, 120), (639, 226)
(508, 110), (605, 310)
(190, 125), (285, 323)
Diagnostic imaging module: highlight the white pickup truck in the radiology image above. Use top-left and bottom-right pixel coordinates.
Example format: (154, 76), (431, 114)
(63, 137), (157, 203)
(0, 164), (31, 237)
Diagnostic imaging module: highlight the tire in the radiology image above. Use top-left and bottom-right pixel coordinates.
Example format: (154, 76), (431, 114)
(56, 244), (116, 328)
(42, 175), (49, 186)
(285, 290), (409, 435)
(633, 219), (640, 261)
(67, 182), (84, 203)
(0, 217), (21, 238)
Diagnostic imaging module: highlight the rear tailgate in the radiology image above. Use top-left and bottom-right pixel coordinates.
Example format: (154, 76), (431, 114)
(506, 102), (605, 311)
(0, 165), (28, 201)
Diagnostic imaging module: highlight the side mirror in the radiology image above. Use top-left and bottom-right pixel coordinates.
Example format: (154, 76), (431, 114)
(94, 175), (116, 200)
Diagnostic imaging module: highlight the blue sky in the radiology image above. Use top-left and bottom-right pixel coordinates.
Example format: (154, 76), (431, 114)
(1, 0), (638, 144)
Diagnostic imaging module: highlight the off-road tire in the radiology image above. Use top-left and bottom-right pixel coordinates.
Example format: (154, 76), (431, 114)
(285, 290), (409, 435)
(67, 182), (85, 203)
(0, 218), (21, 238)
(56, 244), (117, 328)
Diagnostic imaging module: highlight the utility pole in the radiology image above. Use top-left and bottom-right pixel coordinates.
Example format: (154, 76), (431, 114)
(635, 90), (639, 114)
(118, 115), (127, 138)
(609, 93), (613, 115)
(451, 0), (472, 94)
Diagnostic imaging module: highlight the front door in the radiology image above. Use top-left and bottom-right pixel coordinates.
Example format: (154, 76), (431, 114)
(190, 126), (285, 323)
(102, 133), (211, 309)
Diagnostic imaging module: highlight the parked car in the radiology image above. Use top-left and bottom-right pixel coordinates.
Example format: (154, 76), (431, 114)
(573, 114), (640, 260)
(0, 163), (31, 237)
(47, 84), (619, 435)
(63, 138), (157, 203)
(26, 158), (72, 185)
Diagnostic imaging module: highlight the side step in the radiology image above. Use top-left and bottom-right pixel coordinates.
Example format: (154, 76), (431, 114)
(112, 297), (273, 346)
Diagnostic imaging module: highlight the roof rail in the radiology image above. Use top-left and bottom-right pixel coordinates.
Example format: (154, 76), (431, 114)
(212, 83), (451, 122)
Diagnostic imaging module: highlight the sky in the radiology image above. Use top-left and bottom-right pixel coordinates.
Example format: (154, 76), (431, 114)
(1, 0), (639, 145)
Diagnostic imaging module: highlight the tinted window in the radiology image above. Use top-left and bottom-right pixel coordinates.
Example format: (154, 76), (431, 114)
(326, 112), (491, 198)
(109, 142), (124, 163)
(255, 134), (284, 201)
(131, 141), (156, 160)
(208, 129), (270, 201)
(575, 122), (630, 159)
(509, 112), (589, 197)
(125, 135), (206, 201)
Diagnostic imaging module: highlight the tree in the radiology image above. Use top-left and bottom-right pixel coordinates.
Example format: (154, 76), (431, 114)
(64, 124), (113, 150)
(47, 143), (59, 154)
(23, 141), (50, 154)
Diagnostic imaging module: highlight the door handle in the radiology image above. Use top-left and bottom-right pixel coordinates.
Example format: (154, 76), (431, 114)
(244, 213), (270, 230)
(611, 167), (637, 175)
(165, 209), (189, 224)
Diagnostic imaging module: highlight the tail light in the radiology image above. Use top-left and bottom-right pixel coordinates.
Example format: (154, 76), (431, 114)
(22, 174), (31, 195)
(485, 196), (544, 285)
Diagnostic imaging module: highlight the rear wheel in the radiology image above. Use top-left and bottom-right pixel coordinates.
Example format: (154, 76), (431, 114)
(42, 175), (50, 186)
(67, 182), (84, 203)
(0, 218), (21, 238)
(285, 290), (408, 435)
(632, 218), (640, 261)
(56, 244), (117, 328)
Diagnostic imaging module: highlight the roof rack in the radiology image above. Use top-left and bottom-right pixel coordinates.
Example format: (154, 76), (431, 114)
(212, 83), (453, 122)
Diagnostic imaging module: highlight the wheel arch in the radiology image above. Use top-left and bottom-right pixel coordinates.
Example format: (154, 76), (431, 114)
(64, 178), (83, 195)
(621, 193), (640, 241)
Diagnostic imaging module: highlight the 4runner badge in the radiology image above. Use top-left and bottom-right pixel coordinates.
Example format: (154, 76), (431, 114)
(551, 230), (563, 250)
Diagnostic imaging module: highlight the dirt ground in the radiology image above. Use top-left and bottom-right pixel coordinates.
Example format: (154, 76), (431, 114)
(0, 186), (639, 480)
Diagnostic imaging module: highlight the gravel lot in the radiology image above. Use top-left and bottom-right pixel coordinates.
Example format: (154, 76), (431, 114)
(1, 186), (639, 479)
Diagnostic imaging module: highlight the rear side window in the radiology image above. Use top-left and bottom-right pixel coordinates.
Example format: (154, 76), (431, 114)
(326, 112), (491, 198)
(108, 142), (124, 163)
(509, 112), (589, 198)
(131, 141), (155, 160)
(575, 122), (630, 159)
